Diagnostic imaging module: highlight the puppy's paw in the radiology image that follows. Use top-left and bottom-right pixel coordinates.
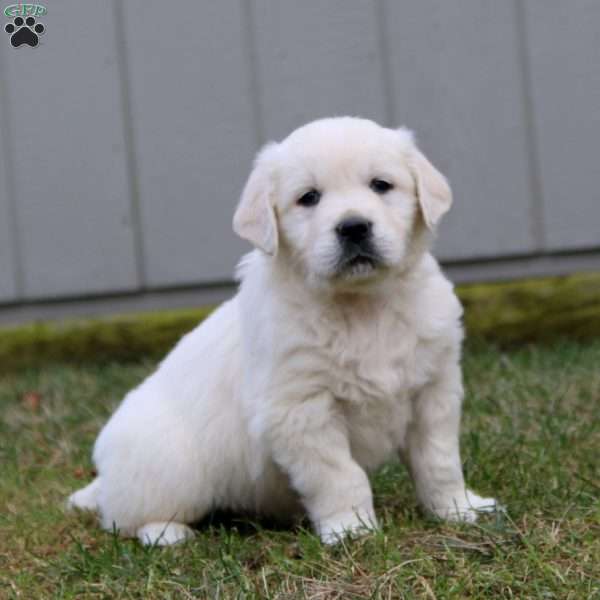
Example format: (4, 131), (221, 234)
(137, 522), (195, 546)
(316, 509), (378, 545)
(465, 489), (499, 516)
(430, 489), (499, 523)
(66, 479), (100, 512)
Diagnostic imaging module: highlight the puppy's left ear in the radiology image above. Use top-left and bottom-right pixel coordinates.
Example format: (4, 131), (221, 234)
(233, 143), (279, 255)
(405, 135), (452, 230)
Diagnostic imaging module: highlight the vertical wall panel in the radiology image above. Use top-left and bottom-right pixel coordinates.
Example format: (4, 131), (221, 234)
(0, 114), (17, 301)
(0, 196), (17, 302)
(384, 0), (536, 260)
(122, 0), (255, 286)
(252, 0), (388, 141)
(0, 39), (18, 302)
(525, 1), (600, 250)
(2, 1), (138, 299)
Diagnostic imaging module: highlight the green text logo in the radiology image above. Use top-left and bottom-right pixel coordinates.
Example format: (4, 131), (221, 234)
(4, 4), (46, 18)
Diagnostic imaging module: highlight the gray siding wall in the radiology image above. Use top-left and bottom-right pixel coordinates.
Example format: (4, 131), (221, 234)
(0, 1), (599, 310)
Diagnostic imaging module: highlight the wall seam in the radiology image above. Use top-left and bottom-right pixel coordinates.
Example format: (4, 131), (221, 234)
(241, 0), (265, 146)
(113, 0), (147, 289)
(515, 0), (546, 252)
(374, 0), (395, 126)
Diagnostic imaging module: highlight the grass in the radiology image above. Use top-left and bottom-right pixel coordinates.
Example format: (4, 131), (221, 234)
(1, 340), (599, 598)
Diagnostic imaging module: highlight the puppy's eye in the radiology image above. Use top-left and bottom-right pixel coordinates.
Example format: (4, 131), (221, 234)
(370, 179), (394, 194)
(297, 189), (321, 207)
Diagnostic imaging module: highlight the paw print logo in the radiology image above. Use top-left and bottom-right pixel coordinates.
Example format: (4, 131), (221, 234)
(4, 16), (45, 47)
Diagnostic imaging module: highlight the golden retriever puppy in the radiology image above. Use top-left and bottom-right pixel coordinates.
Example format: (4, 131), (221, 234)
(68, 117), (497, 545)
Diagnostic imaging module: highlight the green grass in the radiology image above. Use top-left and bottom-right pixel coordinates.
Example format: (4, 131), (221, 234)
(1, 341), (599, 598)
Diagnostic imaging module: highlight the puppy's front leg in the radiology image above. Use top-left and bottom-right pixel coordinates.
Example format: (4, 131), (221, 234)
(267, 391), (376, 544)
(407, 363), (497, 522)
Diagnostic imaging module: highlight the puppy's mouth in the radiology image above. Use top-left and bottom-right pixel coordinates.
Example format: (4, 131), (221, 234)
(335, 246), (383, 279)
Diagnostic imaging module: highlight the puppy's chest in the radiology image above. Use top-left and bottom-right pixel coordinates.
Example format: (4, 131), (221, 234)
(319, 320), (437, 469)
(320, 318), (435, 404)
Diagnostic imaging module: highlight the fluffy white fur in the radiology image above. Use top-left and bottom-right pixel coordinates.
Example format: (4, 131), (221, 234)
(68, 117), (497, 545)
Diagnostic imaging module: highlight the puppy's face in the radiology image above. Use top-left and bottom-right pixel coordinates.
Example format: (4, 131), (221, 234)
(234, 118), (451, 290)
(274, 121), (420, 285)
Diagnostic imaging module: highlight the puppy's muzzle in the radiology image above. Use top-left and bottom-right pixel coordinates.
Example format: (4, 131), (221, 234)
(334, 217), (382, 274)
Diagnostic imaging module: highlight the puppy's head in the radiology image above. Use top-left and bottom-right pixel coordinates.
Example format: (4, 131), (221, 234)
(234, 117), (451, 290)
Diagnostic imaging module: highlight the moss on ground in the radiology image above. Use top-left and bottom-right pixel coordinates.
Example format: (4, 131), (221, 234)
(1, 272), (599, 372)
(460, 272), (600, 343)
(0, 307), (215, 372)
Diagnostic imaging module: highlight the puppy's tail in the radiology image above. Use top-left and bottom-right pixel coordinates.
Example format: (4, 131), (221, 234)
(66, 477), (101, 513)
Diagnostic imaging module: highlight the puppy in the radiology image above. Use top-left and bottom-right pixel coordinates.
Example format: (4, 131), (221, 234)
(69, 117), (497, 545)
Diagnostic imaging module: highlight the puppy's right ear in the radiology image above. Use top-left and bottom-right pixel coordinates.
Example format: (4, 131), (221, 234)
(233, 143), (279, 256)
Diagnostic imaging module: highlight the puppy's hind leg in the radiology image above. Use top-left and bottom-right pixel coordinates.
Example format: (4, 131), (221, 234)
(67, 477), (101, 512)
(137, 522), (196, 546)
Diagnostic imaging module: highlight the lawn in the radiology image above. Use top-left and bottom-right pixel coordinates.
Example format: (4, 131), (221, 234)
(1, 340), (599, 599)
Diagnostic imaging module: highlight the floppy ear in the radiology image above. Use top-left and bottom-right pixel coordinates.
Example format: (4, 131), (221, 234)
(233, 143), (279, 255)
(408, 143), (452, 230)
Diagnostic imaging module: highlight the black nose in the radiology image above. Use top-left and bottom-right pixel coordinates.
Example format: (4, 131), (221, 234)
(335, 217), (373, 243)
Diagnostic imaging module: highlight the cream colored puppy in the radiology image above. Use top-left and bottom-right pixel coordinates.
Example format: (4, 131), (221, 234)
(69, 117), (497, 545)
